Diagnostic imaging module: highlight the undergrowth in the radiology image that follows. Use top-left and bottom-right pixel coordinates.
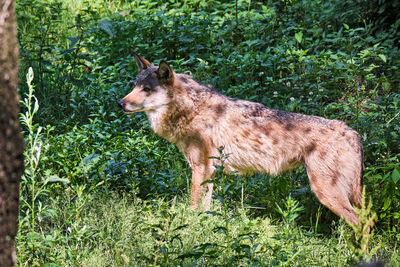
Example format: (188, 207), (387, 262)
(15, 0), (400, 266)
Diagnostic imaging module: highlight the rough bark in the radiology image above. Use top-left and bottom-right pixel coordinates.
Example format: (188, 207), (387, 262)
(0, 0), (24, 265)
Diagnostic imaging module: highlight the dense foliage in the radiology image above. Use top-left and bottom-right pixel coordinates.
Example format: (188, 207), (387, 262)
(16, 0), (399, 266)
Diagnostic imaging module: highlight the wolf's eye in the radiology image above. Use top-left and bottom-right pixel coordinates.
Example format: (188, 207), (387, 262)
(143, 87), (152, 93)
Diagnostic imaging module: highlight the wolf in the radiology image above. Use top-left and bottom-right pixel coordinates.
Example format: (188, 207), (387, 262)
(118, 53), (363, 225)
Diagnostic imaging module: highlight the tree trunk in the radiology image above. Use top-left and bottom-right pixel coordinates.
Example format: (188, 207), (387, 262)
(0, 0), (24, 266)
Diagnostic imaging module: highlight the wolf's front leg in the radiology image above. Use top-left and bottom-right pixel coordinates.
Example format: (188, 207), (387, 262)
(202, 182), (214, 211)
(190, 165), (214, 210)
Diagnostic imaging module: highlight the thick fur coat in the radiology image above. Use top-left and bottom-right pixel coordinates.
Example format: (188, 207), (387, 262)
(118, 53), (363, 225)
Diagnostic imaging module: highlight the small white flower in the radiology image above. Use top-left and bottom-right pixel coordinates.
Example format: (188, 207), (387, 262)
(319, 88), (323, 92)
(273, 91), (278, 97)
(308, 98), (312, 102)
(309, 91), (313, 95)
(290, 97), (295, 102)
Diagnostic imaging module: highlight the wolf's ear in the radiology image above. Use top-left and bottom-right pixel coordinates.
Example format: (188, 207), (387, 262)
(156, 61), (174, 85)
(133, 52), (152, 72)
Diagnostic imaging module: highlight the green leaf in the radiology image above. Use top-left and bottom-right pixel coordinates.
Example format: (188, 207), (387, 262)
(378, 54), (387, 63)
(82, 153), (100, 165)
(67, 36), (79, 49)
(383, 198), (391, 210)
(45, 175), (70, 184)
(295, 32), (303, 43)
(213, 226), (227, 234)
(98, 20), (115, 37)
(392, 168), (400, 184)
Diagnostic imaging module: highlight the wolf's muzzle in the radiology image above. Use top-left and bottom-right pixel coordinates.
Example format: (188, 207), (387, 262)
(117, 100), (125, 110)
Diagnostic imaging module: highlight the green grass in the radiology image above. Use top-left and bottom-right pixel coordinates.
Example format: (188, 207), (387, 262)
(20, 191), (389, 266)
(15, 0), (400, 266)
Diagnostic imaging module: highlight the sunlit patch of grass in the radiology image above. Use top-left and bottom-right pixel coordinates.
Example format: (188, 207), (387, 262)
(24, 191), (393, 266)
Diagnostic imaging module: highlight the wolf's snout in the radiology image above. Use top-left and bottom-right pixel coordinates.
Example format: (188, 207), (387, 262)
(117, 100), (125, 109)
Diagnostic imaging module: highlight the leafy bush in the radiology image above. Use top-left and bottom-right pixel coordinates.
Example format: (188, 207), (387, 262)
(16, 0), (400, 265)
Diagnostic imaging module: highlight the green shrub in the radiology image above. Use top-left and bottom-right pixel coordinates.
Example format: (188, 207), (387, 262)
(16, 0), (400, 265)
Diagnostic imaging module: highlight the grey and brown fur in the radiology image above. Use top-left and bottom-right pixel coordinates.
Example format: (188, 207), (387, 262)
(118, 53), (363, 225)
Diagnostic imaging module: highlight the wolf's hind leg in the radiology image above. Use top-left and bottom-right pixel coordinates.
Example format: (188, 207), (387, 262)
(305, 157), (360, 225)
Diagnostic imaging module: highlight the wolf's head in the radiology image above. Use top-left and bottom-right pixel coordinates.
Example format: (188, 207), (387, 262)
(118, 53), (174, 114)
